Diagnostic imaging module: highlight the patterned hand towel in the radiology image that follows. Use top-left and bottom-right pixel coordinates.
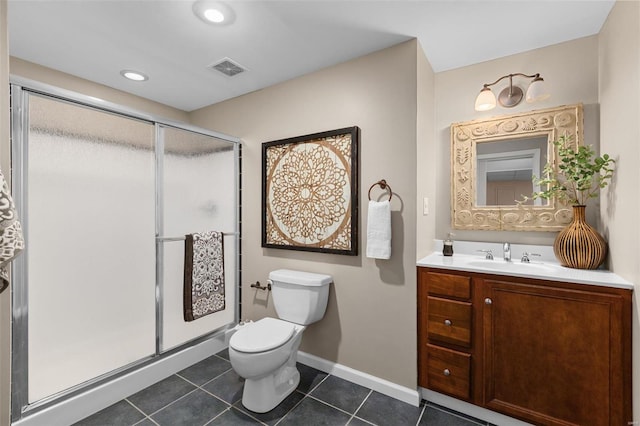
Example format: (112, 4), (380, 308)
(183, 231), (225, 321)
(0, 169), (24, 294)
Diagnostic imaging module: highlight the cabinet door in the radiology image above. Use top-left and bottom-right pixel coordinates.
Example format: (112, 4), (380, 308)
(481, 279), (630, 426)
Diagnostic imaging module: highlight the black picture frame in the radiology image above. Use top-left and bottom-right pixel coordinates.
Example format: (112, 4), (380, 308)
(262, 126), (359, 255)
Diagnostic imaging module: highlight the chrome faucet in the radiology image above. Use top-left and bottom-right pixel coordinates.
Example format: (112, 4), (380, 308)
(477, 249), (494, 260)
(503, 242), (511, 262)
(521, 252), (541, 263)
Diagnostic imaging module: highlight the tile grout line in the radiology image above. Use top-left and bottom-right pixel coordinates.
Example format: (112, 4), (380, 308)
(348, 389), (374, 426)
(196, 381), (261, 423)
(273, 395), (306, 426)
(201, 408), (227, 426)
(213, 352), (229, 362)
(270, 368), (333, 426)
(197, 382), (235, 406)
(137, 384), (203, 419)
(272, 371), (332, 426)
(125, 398), (150, 419)
(124, 398), (160, 425)
(414, 401), (427, 426)
(305, 371), (331, 395)
(305, 393), (364, 418)
(176, 366), (233, 389)
(180, 370), (270, 425)
(273, 372), (372, 426)
(194, 384), (269, 426)
(201, 406), (256, 426)
(113, 367), (233, 426)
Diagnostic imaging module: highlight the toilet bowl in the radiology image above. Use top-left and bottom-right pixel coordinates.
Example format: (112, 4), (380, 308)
(228, 269), (332, 413)
(229, 318), (305, 413)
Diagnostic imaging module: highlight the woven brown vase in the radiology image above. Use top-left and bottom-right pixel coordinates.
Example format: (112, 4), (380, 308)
(553, 205), (607, 269)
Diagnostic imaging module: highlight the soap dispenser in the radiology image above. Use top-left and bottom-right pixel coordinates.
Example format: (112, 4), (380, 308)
(443, 233), (454, 256)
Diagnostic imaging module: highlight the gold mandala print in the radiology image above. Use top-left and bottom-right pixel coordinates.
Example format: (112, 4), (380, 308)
(263, 128), (358, 254)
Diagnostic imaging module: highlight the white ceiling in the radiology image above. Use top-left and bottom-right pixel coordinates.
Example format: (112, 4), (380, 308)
(8, 0), (615, 112)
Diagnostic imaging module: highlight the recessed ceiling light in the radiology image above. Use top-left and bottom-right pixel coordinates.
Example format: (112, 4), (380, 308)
(204, 8), (225, 23)
(120, 70), (149, 82)
(193, 1), (235, 25)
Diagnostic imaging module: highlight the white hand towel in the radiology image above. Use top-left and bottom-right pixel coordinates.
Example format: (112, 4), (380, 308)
(366, 200), (391, 259)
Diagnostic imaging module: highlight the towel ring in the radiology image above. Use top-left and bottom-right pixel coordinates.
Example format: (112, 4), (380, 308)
(368, 179), (392, 202)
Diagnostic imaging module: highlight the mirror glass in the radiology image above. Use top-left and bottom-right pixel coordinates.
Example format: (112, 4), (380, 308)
(475, 136), (549, 206)
(450, 104), (583, 231)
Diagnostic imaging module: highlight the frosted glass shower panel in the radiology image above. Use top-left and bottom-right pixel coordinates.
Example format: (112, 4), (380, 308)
(161, 127), (237, 350)
(27, 95), (156, 402)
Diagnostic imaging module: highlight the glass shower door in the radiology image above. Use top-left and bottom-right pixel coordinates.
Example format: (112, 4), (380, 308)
(25, 94), (156, 402)
(159, 126), (237, 351)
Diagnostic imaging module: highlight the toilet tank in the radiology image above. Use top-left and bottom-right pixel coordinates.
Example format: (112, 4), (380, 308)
(269, 269), (332, 325)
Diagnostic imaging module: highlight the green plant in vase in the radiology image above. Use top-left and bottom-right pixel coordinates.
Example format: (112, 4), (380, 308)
(529, 134), (615, 206)
(526, 134), (615, 269)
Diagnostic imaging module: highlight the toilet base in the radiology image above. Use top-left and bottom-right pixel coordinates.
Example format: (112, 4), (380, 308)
(239, 330), (303, 413)
(242, 363), (300, 413)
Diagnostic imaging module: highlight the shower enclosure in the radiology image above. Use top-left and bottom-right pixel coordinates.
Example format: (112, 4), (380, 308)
(9, 80), (240, 424)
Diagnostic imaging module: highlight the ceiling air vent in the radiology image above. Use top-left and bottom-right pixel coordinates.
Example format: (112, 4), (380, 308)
(208, 58), (246, 77)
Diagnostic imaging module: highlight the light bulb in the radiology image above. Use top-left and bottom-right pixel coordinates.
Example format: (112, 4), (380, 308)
(475, 87), (496, 111)
(203, 8), (225, 23)
(120, 70), (148, 81)
(526, 77), (550, 103)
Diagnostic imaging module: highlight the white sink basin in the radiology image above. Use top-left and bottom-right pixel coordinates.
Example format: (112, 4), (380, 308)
(466, 259), (557, 274)
(416, 242), (634, 290)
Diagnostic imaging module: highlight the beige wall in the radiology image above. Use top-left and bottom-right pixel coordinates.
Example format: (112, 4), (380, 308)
(416, 43), (436, 259)
(1, 0), (10, 423)
(598, 0), (640, 420)
(433, 36), (600, 247)
(190, 40), (422, 388)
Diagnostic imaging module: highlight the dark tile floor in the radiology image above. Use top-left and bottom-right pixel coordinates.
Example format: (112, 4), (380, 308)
(74, 349), (490, 426)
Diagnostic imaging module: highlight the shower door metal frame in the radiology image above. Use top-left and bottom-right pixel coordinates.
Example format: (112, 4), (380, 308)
(9, 77), (241, 422)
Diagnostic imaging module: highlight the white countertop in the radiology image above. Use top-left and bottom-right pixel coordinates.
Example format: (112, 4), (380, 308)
(418, 241), (633, 290)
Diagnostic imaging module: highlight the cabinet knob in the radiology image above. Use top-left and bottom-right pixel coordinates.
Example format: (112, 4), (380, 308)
(444, 319), (452, 326)
(443, 369), (451, 376)
(485, 298), (493, 305)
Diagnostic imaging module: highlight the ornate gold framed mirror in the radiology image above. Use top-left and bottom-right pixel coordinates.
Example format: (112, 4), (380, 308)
(450, 104), (583, 231)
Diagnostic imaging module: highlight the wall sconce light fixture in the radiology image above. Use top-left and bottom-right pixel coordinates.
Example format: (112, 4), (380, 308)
(474, 73), (550, 111)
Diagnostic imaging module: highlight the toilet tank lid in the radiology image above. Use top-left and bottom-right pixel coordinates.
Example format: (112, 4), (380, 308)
(269, 269), (332, 286)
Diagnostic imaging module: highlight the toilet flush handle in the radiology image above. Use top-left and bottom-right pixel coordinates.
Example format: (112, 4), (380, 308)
(250, 281), (272, 291)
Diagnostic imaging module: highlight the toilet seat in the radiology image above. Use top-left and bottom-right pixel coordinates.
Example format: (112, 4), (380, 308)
(230, 317), (296, 353)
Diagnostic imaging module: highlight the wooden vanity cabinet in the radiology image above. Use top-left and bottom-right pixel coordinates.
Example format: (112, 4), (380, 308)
(418, 268), (481, 402)
(418, 267), (632, 426)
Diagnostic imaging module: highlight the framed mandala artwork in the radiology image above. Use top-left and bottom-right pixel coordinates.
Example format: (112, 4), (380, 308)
(262, 126), (359, 255)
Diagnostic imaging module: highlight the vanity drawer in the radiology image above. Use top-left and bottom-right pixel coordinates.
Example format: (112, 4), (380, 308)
(427, 296), (472, 347)
(427, 344), (471, 400)
(426, 272), (471, 300)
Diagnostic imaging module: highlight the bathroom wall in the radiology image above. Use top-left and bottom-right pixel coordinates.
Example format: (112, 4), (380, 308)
(416, 42), (436, 260)
(1, 2), (11, 424)
(433, 36), (600, 247)
(598, 0), (640, 420)
(190, 40), (427, 389)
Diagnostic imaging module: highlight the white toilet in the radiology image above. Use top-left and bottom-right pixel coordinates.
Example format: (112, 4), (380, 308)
(228, 269), (332, 413)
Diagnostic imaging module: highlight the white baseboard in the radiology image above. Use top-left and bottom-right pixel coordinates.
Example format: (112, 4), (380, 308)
(420, 388), (533, 426)
(14, 335), (227, 426)
(297, 351), (421, 407)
